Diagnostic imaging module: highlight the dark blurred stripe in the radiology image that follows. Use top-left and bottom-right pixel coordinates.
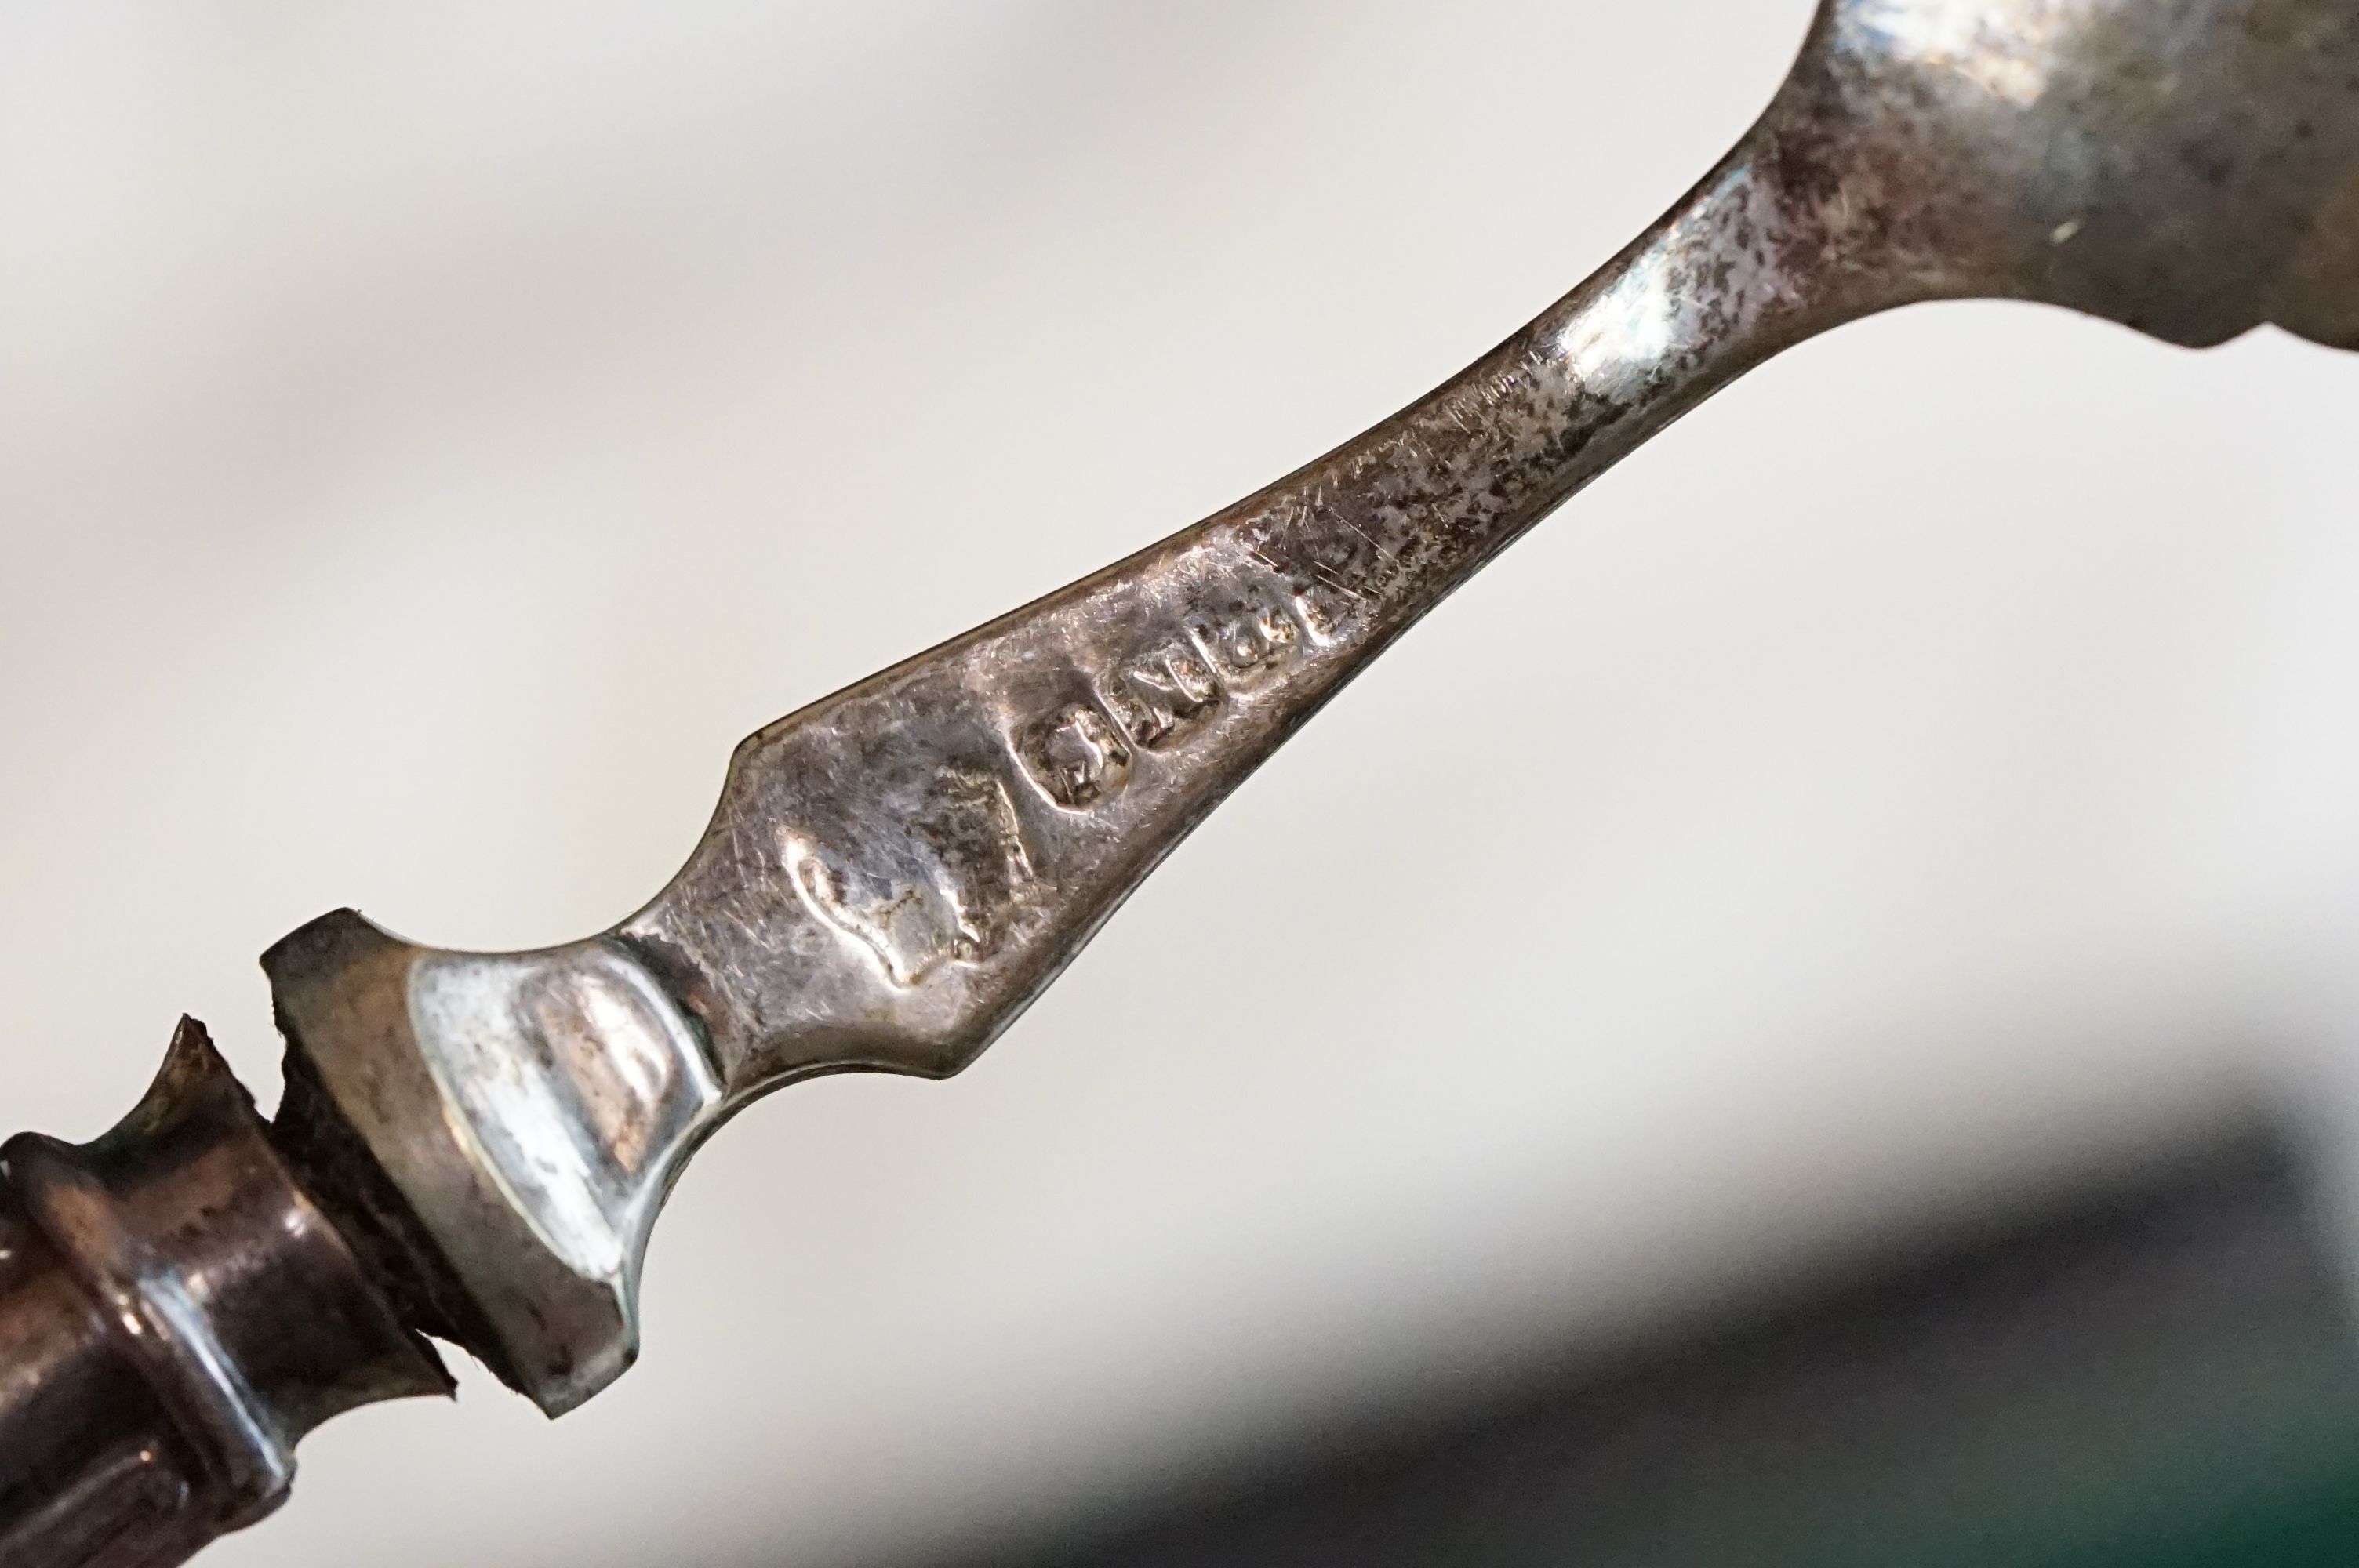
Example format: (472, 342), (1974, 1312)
(899, 1131), (2359, 1568)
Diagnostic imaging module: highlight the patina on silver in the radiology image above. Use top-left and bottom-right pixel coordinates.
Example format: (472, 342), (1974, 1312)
(250, 0), (2359, 1418)
(5, 3), (2356, 1562)
(0, 1020), (449, 1567)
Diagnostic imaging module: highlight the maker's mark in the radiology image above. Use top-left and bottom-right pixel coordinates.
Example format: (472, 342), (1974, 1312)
(1012, 575), (1329, 811)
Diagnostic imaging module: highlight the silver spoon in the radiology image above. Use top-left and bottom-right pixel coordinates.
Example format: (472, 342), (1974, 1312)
(4, 3), (2354, 1562)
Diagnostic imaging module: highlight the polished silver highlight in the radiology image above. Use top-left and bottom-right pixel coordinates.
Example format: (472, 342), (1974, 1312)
(255, 0), (2359, 1417)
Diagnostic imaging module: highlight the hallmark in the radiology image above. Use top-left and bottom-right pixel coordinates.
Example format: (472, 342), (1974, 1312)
(1099, 637), (1219, 751)
(1014, 580), (1322, 811)
(1193, 601), (1301, 691)
(1017, 703), (1134, 810)
(785, 765), (1038, 987)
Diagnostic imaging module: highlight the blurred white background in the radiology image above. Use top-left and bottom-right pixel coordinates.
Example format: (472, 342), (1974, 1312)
(4, 2), (2358, 1563)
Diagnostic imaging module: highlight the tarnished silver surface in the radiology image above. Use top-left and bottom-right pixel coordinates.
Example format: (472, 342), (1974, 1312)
(0, 1020), (449, 1568)
(257, 0), (2359, 1416)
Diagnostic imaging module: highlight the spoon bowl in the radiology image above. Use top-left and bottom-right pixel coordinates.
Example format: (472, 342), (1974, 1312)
(1764, 0), (2359, 343)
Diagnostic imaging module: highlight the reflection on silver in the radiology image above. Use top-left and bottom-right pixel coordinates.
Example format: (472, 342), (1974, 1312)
(410, 945), (720, 1283)
(261, 0), (2358, 1416)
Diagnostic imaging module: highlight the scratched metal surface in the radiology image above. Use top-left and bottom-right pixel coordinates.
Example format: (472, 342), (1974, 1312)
(632, 0), (2359, 1097)
(253, 0), (2359, 1417)
(5, 2), (2359, 1565)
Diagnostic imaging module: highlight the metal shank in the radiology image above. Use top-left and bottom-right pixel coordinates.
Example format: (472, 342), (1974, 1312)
(261, 0), (2359, 1415)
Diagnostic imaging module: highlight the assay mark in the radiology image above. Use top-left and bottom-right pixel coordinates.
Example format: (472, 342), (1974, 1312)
(784, 765), (1038, 987)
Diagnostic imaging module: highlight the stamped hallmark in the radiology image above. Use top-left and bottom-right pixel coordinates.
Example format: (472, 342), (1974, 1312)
(1018, 703), (1134, 809)
(1014, 576), (1330, 811)
(1193, 600), (1301, 690)
(1099, 637), (1218, 750)
(786, 765), (1038, 986)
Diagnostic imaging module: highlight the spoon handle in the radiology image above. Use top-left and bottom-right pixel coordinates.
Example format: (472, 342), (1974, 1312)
(260, 119), (1905, 1414)
(634, 158), (1834, 1088)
